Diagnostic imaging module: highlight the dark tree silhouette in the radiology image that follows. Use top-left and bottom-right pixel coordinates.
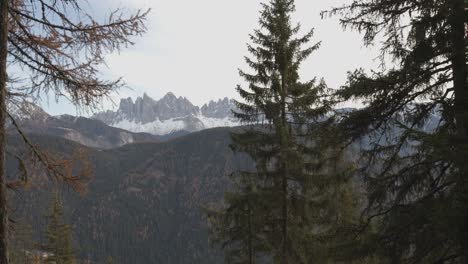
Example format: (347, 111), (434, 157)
(325, 0), (468, 262)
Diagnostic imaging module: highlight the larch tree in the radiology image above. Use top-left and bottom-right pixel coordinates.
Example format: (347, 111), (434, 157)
(0, 0), (148, 263)
(324, 0), (468, 262)
(204, 0), (362, 263)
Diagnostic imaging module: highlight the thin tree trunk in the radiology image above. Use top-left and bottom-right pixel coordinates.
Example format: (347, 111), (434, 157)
(449, 0), (468, 262)
(0, 0), (8, 263)
(280, 76), (288, 264)
(281, 165), (288, 264)
(451, 0), (468, 137)
(247, 201), (253, 264)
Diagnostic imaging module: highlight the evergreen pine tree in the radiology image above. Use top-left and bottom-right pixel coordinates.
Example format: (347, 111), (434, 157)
(44, 192), (76, 264)
(324, 0), (468, 262)
(205, 0), (363, 263)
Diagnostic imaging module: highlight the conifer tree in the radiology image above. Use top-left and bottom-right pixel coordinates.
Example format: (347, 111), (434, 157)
(44, 192), (76, 264)
(324, 0), (468, 262)
(205, 173), (269, 264)
(204, 0), (361, 263)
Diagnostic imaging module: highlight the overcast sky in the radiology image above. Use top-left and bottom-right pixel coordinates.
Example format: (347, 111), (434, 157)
(42, 0), (380, 115)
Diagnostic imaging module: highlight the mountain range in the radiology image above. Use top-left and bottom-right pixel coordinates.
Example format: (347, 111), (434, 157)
(91, 92), (239, 135)
(8, 92), (239, 149)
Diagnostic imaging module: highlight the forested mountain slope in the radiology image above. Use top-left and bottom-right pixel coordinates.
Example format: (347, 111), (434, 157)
(8, 128), (251, 263)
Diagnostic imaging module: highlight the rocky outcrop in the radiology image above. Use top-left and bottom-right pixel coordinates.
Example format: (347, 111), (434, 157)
(91, 92), (239, 135)
(201, 97), (236, 119)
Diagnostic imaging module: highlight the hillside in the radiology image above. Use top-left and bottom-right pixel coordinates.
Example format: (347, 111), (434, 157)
(8, 102), (187, 149)
(8, 128), (251, 263)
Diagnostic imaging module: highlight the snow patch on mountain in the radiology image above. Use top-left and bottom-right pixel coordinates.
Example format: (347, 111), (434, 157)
(112, 117), (188, 136)
(110, 115), (239, 136)
(198, 115), (239, 128)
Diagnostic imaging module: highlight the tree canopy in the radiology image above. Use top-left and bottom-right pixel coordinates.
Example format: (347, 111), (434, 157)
(205, 1), (365, 263)
(324, 0), (468, 262)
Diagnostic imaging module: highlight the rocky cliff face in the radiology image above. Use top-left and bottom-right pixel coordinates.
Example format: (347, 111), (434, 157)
(115, 92), (200, 123)
(201, 97), (235, 118)
(92, 93), (239, 135)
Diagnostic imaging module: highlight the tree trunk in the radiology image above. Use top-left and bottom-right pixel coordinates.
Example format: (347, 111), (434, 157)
(0, 0), (8, 263)
(247, 201), (253, 264)
(449, 0), (468, 262)
(281, 164), (288, 264)
(280, 76), (288, 264)
(451, 0), (468, 137)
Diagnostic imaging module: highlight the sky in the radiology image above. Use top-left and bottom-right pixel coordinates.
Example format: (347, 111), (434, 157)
(40, 0), (380, 115)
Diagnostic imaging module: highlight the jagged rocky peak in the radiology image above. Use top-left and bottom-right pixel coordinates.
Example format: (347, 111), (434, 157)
(201, 97), (235, 119)
(153, 92), (199, 121)
(159, 91), (176, 102)
(91, 92), (240, 136)
(112, 92), (200, 123)
(119, 97), (134, 114)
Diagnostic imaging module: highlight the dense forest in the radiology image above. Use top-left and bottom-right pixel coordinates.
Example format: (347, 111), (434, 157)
(0, 0), (467, 263)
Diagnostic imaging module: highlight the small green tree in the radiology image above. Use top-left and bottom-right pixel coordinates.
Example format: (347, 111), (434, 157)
(44, 192), (76, 264)
(205, 173), (269, 264)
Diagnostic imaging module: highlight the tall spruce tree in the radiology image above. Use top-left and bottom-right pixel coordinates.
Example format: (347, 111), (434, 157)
(324, 0), (468, 262)
(44, 192), (76, 264)
(204, 0), (363, 263)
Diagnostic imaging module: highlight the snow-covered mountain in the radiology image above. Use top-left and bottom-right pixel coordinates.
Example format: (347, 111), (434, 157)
(91, 93), (239, 135)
